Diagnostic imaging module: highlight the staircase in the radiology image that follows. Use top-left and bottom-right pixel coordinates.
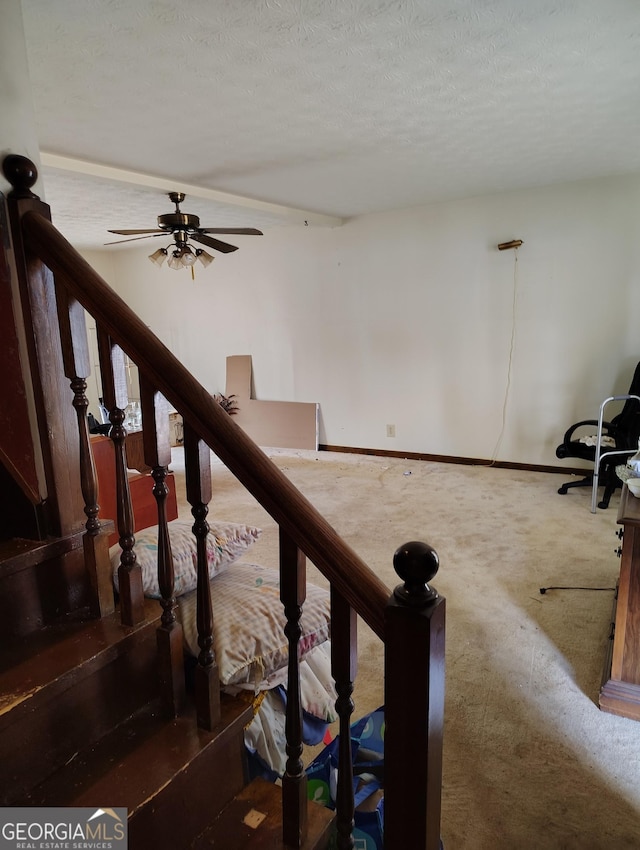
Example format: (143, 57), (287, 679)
(0, 539), (333, 849)
(0, 154), (445, 850)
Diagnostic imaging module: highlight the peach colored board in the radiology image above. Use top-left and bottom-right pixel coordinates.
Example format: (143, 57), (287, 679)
(225, 355), (318, 450)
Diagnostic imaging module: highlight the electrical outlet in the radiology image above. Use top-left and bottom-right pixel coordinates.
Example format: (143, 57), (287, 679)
(386, 424), (396, 438)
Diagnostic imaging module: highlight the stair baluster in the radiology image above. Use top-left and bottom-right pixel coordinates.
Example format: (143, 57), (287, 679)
(331, 588), (358, 850)
(97, 328), (144, 626)
(56, 288), (114, 617)
(183, 422), (221, 731)
(279, 528), (309, 848)
(140, 377), (186, 716)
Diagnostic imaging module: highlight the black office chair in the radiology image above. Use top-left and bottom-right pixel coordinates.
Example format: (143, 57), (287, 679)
(88, 412), (111, 436)
(556, 361), (640, 511)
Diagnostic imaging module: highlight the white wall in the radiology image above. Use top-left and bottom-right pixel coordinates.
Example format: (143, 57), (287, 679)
(0, 0), (42, 196)
(1, 0), (47, 494)
(80, 173), (640, 467)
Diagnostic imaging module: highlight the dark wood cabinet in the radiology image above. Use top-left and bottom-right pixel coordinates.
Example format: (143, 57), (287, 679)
(600, 485), (640, 720)
(124, 429), (151, 473)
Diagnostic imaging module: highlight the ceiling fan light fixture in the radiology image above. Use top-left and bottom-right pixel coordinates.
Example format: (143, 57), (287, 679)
(148, 247), (168, 266)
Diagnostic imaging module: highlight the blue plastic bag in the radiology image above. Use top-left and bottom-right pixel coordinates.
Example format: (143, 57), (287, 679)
(307, 707), (385, 850)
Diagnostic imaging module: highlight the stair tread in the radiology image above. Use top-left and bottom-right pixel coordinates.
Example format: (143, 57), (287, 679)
(0, 599), (160, 722)
(191, 777), (335, 850)
(0, 534), (83, 579)
(21, 692), (255, 811)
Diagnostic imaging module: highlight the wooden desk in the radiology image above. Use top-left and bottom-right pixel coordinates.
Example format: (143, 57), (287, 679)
(600, 485), (640, 720)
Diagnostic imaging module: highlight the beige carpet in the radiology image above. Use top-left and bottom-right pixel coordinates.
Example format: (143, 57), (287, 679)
(168, 446), (640, 849)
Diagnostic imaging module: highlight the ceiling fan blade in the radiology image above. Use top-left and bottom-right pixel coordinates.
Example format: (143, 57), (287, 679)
(198, 227), (263, 236)
(192, 233), (238, 253)
(104, 233), (167, 245)
(107, 228), (164, 235)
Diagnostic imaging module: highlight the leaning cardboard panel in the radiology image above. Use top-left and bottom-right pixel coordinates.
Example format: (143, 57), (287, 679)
(225, 355), (318, 450)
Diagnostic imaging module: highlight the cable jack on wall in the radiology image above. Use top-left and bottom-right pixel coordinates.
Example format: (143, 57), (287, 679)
(498, 239), (523, 250)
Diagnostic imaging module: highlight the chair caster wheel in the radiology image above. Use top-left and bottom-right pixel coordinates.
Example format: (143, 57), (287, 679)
(558, 486), (568, 495)
(597, 501), (609, 510)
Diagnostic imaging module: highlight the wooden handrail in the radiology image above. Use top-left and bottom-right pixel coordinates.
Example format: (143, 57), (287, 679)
(19, 209), (390, 638)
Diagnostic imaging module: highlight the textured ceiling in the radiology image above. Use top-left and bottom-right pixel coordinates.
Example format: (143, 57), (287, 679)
(20, 0), (640, 248)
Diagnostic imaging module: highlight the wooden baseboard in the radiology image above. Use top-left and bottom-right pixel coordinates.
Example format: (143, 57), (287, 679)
(318, 444), (585, 476)
(600, 678), (640, 722)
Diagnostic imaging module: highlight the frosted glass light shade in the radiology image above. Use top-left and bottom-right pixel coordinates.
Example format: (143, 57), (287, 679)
(196, 249), (215, 267)
(148, 248), (168, 266)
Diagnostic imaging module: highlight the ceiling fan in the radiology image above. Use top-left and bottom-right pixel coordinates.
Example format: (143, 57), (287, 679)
(106, 191), (263, 272)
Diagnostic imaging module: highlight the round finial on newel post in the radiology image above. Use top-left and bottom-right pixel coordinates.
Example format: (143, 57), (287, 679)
(392, 540), (439, 606)
(2, 155), (39, 199)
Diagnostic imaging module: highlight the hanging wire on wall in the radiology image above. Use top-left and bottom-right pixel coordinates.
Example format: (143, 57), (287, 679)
(489, 240), (523, 465)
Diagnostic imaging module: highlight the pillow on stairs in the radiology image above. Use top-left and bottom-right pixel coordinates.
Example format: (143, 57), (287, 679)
(177, 561), (331, 687)
(110, 517), (261, 598)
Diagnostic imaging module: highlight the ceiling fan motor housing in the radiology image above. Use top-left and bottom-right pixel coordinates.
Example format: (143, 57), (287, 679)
(158, 191), (200, 231)
(157, 211), (200, 231)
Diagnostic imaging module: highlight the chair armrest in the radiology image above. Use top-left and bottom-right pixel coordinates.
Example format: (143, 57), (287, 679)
(561, 419), (614, 445)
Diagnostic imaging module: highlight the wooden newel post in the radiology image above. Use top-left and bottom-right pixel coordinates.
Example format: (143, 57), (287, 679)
(2, 155), (86, 539)
(384, 541), (445, 850)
